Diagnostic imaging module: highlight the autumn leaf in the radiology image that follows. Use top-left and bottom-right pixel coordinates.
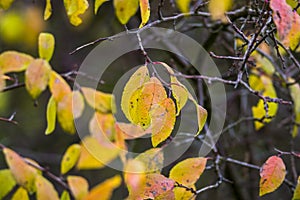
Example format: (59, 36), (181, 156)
(259, 156), (286, 196)
(76, 142), (103, 170)
(45, 96), (57, 135)
(114, 0), (139, 25)
(188, 93), (207, 135)
(61, 144), (81, 175)
(0, 169), (16, 199)
(57, 93), (76, 134)
(293, 176), (300, 200)
(155, 189), (175, 200)
(3, 148), (38, 193)
(48, 70), (72, 102)
(67, 176), (89, 200)
(116, 122), (150, 139)
(72, 90), (85, 119)
(150, 98), (176, 147)
(208, 0), (232, 23)
(121, 65), (150, 122)
(12, 187), (29, 200)
(173, 185), (196, 200)
(134, 148), (163, 173)
(60, 190), (71, 200)
(44, 0), (52, 20)
(270, 0), (300, 50)
(82, 87), (116, 113)
(169, 157), (207, 186)
(25, 59), (51, 99)
(38, 32), (55, 61)
(139, 0), (150, 28)
(64, 0), (89, 26)
(0, 51), (33, 73)
(84, 175), (122, 200)
(175, 0), (191, 13)
(0, 0), (14, 10)
(142, 174), (175, 199)
(0, 72), (5, 92)
(95, 0), (109, 14)
(36, 175), (59, 200)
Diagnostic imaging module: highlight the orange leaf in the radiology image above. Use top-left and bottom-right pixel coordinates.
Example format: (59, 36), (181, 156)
(139, 0), (150, 28)
(150, 98), (176, 147)
(259, 156), (286, 196)
(48, 70), (72, 102)
(67, 176), (89, 200)
(25, 59), (51, 99)
(142, 174), (175, 199)
(84, 175), (122, 200)
(0, 51), (33, 73)
(169, 157), (207, 186)
(35, 175), (59, 200)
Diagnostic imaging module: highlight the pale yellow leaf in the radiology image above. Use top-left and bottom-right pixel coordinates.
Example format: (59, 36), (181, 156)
(61, 144), (81, 175)
(44, 0), (52, 20)
(67, 176), (89, 200)
(134, 148), (163, 173)
(72, 90), (85, 119)
(89, 112), (116, 142)
(94, 0), (109, 14)
(0, 51), (33, 73)
(12, 187), (29, 200)
(38, 32), (55, 61)
(208, 0), (232, 23)
(188, 93), (207, 135)
(48, 70), (72, 102)
(25, 59), (51, 99)
(0, 72), (5, 92)
(36, 175), (59, 200)
(57, 93), (76, 134)
(175, 0), (191, 13)
(114, 0), (139, 24)
(139, 0), (150, 28)
(45, 96), (57, 135)
(64, 0), (89, 26)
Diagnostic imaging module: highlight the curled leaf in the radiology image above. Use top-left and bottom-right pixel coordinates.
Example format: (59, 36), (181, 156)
(45, 96), (57, 135)
(64, 0), (89, 26)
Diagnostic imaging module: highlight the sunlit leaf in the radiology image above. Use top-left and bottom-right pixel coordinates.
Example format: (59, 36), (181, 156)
(44, 0), (52, 20)
(259, 156), (286, 196)
(169, 157), (207, 186)
(61, 144), (81, 175)
(0, 0), (14, 10)
(139, 0), (150, 28)
(208, 0), (232, 23)
(270, 0), (300, 50)
(67, 176), (89, 200)
(3, 148), (37, 193)
(84, 175), (122, 200)
(94, 0), (109, 14)
(82, 87), (116, 113)
(129, 77), (167, 129)
(76, 136), (119, 170)
(114, 0), (139, 24)
(115, 122), (150, 139)
(35, 175), (59, 200)
(12, 187), (29, 200)
(134, 148), (163, 173)
(0, 51), (33, 73)
(45, 96), (57, 135)
(60, 190), (71, 200)
(289, 81), (300, 137)
(25, 59), (51, 99)
(72, 90), (85, 119)
(151, 98), (176, 147)
(121, 65), (150, 122)
(0, 169), (16, 199)
(175, 0), (191, 13)
(48, 70), (72, 102)
(57, 93), (76, 134)
(64, 0), (89, 26)
(124, 159), (146, 199)
(142, 174), (175, 199)
(293, 176), (300, 200)
(38, 32), (55, 61)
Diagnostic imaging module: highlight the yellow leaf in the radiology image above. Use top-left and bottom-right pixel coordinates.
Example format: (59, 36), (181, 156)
(139, 0), (150, 28)
(0, 51), (33, 73)
(38, 32), (55, 61)
(115, 122), (150, 139)
(48, 70), (72, 102)
(169, 157), (207, 186)
(57, 93), (76, 134)
(175, 0), (191, 13)
(155, 189), (175, 200)
(3, 148), (37, 193)
(76, 136), (119, 170)
(72, 90), (85, 119)
(174, 185), (195, 200)
(259, 156), (286, 196)
(0, 0), (14, 10)
(44, 0), (52, 20)
(25, 59), (51, 99)
(94, 0), (109, 14)
(293, 176), (300, 200)
(124, 159), (146, 199)
(150, 98), (176, 147)
(61, 144), (81, 175)
(60, 190), (71, 200)
(121, 65), (150, 121)
(114, 0), (139, 24)
(89, 112), (116, 142)
(45, 96), (57, 135)
(208, 0), (232, 23)
(64, 0), (89, 26)
(0, 72), (5, 92)
(84, 175), (122, 200)
(289, 82), (300, 137)
(35, 175), (59, 200)
(0, 169), (16, 199)
(67, 176), (89, 200)
(82, 87), (116, 113)
(134, 148), (163, 173)
(12, 187), (29, 200)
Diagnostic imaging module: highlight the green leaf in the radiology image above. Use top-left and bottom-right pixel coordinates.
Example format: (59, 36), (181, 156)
(45, 96), (57, 135)
(0, 51), (33, 73)
(114, 0), (139, 24)
(0, 169), (16, 199)
(25, 59), (51, 99)
(35, 175), (59, 200)
(64, 0), (89, 26)
(12, 187), (29, 200)
(94, 0), (109, 14)
(67, 176), (89, 200)
(38, 32), (55, 61)
(61, 144), (81, 175)
(44, 0), (52, 20)
(60, 190), (71, 200)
